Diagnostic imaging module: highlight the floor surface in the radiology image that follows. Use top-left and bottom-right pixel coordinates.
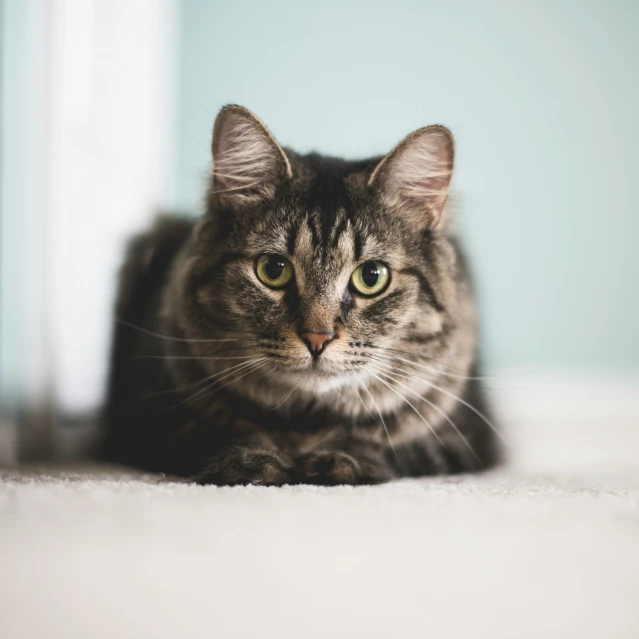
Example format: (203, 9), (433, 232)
(1, 375), (639, 638)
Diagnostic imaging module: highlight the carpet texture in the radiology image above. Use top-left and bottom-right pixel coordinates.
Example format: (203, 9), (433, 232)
(1, 376), (639, 638)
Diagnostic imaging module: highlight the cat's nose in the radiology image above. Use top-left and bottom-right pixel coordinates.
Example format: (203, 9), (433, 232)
(300, 331), (335, 356)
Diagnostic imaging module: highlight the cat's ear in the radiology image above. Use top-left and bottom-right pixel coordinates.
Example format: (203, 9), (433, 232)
(211, 105), (292, 207)
(368, 125), (454, 229)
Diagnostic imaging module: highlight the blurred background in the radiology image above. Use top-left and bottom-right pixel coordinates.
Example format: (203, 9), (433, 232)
(1, 0), (638, 466)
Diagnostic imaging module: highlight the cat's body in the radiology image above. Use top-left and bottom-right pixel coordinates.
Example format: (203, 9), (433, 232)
(102, 106), (500, 485)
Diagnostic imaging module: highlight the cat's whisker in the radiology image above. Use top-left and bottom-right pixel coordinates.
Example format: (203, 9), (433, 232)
(162, 358), (270, 412)
(367, 352), (440, 380)
(191, 359), (273, 405)
(370, 358), (508, 447)
(144, 358), (267, 399)
(371, 366), (479, 464)
(370, 351), (498, 397)
(364, 366), (446, 450)
(371, 346), (462, 372)
(133, 339), (265, 361)
(193, 343), (265, 357)
(217, 359), (272, 389)
(356, 377), (398, 462)
(368, 347), (455, 366)
(371, 345), (495, 380)
(254, 363), (279, 384)
(142, 358), (262, 397)
(271, 377), (302, 410)
(194, 357), (270, 393)
(115, 318), (243, 344)
(350, 378), (375, 420)
(134, 354), (263, 361)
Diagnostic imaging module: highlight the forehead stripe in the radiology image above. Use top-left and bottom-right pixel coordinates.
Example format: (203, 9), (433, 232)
(330, 214), (348, 250)
(353, 231), (363, 262)
(286, 219), (300, 255)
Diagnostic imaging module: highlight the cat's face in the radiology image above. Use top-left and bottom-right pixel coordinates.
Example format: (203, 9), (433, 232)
(182, 106), (457, 395)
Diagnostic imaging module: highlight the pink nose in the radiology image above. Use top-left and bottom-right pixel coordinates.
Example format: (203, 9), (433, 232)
(300, 332), (334, 355)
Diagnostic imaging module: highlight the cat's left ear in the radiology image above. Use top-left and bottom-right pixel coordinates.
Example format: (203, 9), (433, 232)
(211, 105), (292, 208)
(368, 125), (454, 229)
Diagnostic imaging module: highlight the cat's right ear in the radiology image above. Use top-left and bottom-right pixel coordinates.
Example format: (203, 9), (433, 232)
(211, 105), (292, 208)
(368, 125), (454, 229)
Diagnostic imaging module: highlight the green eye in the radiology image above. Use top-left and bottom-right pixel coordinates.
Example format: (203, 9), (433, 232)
(255, 254), (294, 288)
(350, 261), (390, 297)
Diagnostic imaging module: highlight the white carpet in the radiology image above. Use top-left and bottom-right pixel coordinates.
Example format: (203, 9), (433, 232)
(1, 374), (639, 639)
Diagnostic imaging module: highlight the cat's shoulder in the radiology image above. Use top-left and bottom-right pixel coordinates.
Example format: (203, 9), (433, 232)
(115, 214), (196, 315)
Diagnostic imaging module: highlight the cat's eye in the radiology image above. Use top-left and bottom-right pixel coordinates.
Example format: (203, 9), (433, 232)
(255, 254), (294, 288)
(350, 261), (390, 297)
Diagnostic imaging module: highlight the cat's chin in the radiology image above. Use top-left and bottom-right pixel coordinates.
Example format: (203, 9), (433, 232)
(276, 365), (368, 395)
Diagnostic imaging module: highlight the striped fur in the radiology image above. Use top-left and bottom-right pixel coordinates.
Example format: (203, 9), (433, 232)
(102, 105), (501, 485)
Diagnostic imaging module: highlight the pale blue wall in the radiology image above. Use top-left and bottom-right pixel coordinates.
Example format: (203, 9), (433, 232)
(0, 0), (28, 411)
(174, 0), (639, 372)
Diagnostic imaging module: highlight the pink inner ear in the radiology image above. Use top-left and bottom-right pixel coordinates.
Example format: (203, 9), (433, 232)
(212, 111), (280, 197)
(377, 128), (454, 227)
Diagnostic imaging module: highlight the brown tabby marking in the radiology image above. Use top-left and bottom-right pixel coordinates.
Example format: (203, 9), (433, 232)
(102, 105), (501, 485)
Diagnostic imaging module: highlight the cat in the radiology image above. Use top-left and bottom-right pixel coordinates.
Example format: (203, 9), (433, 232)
(101, 104), (501, 485)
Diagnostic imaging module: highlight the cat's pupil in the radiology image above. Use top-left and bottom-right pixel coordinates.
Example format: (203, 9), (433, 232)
(265, 255), (286, 280)
(361, 262), (379, 287)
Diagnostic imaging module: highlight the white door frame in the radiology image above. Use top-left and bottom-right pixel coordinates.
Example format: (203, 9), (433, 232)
(0, 0), (177, 460)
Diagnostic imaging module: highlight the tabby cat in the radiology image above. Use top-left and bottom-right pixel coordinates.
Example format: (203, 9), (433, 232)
(102, 105), (500, 485)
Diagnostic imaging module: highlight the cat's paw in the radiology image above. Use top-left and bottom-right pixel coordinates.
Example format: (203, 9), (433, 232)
(297, 450), (366, 485)
(194, 448), (292, 486)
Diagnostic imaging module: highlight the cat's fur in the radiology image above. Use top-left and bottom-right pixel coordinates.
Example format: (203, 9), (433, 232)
(102, 105), (500, 485)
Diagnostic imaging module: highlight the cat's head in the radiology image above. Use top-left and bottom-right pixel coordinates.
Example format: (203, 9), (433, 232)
(179, 105), (462, 398)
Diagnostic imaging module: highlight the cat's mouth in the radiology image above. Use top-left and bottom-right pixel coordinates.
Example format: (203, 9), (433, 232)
(281, 360), (338, 376)
(263, 333), (365, 382)
(275, 353), (361, 387)
(278, 364), (359, 394)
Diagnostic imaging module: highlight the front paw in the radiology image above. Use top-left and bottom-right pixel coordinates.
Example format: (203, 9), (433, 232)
(194, 448), (292, 486)
(297, 450), (366, 485)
